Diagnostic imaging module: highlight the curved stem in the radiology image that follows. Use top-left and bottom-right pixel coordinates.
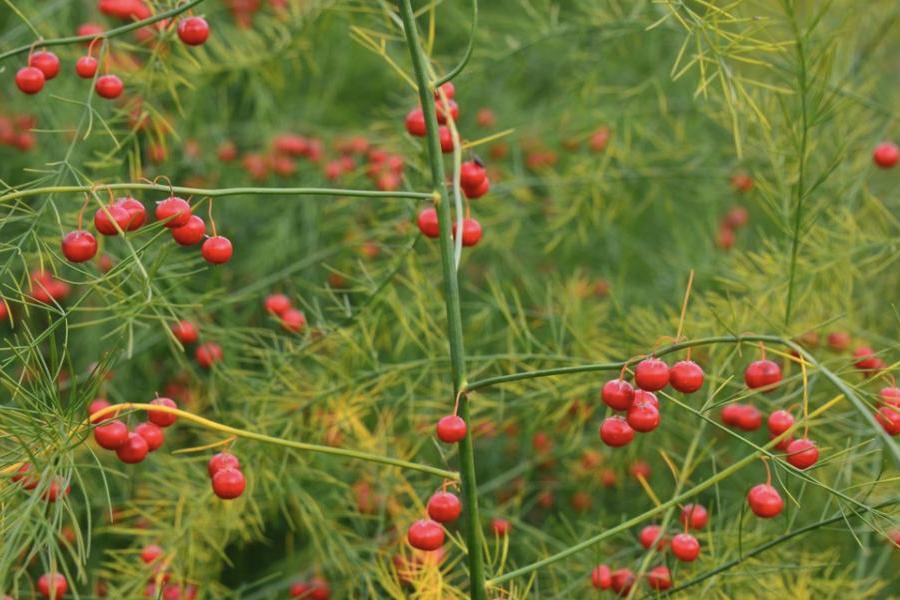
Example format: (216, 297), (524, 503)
(399, 2), (487, 598)
(89, 403), (459, 480)
(0, 0), (207, 62)
(434, 0), (478, 86)
(0, 184), (431, 204)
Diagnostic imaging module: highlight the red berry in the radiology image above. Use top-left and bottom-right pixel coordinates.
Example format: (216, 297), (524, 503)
(827, 331), (851, 350)
(435, 99), (459, 124)
(433, 81), (455, 100)
(62, 231), (98, 263)
(135, 422), (164, 452)
(94, 204), (131, 236)
(721, 404), (744, 427)
(602, 379), (634, 411)
(647, 566), (672, 591)
(417, 208), (440, 238)
(407, 519), (444, 551)
(212, 467), (246, 499)
(42, 478), (71, 502)
(37, 573), (67, 599)
(634, 358), (669, 391)
(748, 483), (783, 518)
(671, 532), (700, 562)
(874, 142), (899, 168)
(156, 197), (192, 227)
(148, 397), (178, 427)
(178, 16), (210, 46)
(877, 406), (900, 435)
(438, 126), (454, 153)
(13, 463), (40, 490)
(116, 431), (149, 464)
(879, 387), (900, 407)
(634, 389), (659, 408)
(202, 236), (233, 264)
(208, 452), (241, 477)
(459, 161), (487, 189)
(95, 74), (124, 99)
(281, 309), (306, 333)
(600, 416), (634, 447)
(140, 544), (163, 563)
(89, 399), (112, 423)
(114, 197), (147, 230)
(680, 503), (709, 529)
(786, 438), (819, 469)
(31, 51), (60, 80)
(94, 419), (128, 450)
(427, 491), (462, 523)
(76, 56), (98, 78)
(737, 404), (762, 431)
(307, 578), (330, 600)
(451, 218), (482, 247)
(638, 525), (667, 551)
(436, 415), (467, 443)
(853, 347), (881, 372)
(264, 293), (292, 316)
(767, 409), (794, 435)
(491, 517), (511, 536)
(590, 564), (612, 590)
(195, 342), (223, 368)
(405, 109), (426, 137)
(669, 360), (704, 393)
(172, 320), (198, 344)
(171, 215), (206, 246)
(15, 66), (45, 94)
(463, 176), (490, 199)
(744, 359), (782, 391)
(626, 400), (660, 433)
(610, 569), (635, 597)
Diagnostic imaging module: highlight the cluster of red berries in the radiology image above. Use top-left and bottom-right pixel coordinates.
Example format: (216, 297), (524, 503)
(0, 113), (37, 151)
(288, 577), (331, 599)
(89, 397), (178, 464)
(11, 464), (70, 503)
(264, 293), (306, 333)
(29, 270), (72, 305)
(140, 544), (199, 599)
(406, 488), (463, 552)
(170, 320), (224, 369)
(61, 195), (232, 266)
(207, 451), (246, 500)
(409, 82), (488, 248)
(717, 205), (749, 250)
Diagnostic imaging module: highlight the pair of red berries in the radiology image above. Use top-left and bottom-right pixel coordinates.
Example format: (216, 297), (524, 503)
(591, 565), (647, 595)
(263, 293), (306, 333)
(15, 50), (60, 95)
(12, 464), (70, 502)
(405, 82), (458, 153)
(638, 525), (701, 562)
(208, 451), (246, 499)
(459, 159), (491, 199)
(288, 577), (331, 599)
(91, 397), (178, 464)
(767, 409), (820, 469)
(417, 209), (483, 247)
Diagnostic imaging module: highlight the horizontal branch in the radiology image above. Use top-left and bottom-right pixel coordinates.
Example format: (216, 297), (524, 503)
(88, 403), (459, 481)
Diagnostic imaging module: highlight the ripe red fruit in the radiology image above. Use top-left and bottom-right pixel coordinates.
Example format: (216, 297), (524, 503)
(307, 578), (330, 600)
(156, 197), (192, 227)
(407, 519), (444, 550)
(264, 293), (292, 316)
(877, 406), (900, 435)
(721, 404), (744, 427)
(647, 566), (672, 591)
(786, 438), (819, 469)
(208, 452), (241, 477)
(591, 564), (612, 589)
(417, 208), (440, 238)
(436, 415), (467, 443)
(94, 204), (131, 235)
(43, 478), (71, 502)
(737, 404), (762, 431)
(634, 389), (659, 408)
(491, 517), (511, 536)
(879, 387), (900, 407)
(95, 74), (124, 99)
(172, 320), (198, 344)
(853, 347), (881, 372)
(212, 468), (246, 499)
(172, 215), (206, 246)
(149, 397), (178, 427)
(427, 491), (462, 523)
(634, 358), (669, 391)
(438, 126), (454, 153)
(31, 51), (60, 80)
(602, 379), (635, 411)
(600, 416), (634, 447)
(89, 398), (112, 423)
(451, 218), (482, 247)
(140, 544), (163, 563)
(178, 17), (210, 45)
(433, 81), (455, 100)
(202, 236), (233, 264)
(626, 401), (660, 433)
(748, 483), (783, 518)
(195, 342), (223, 368)
(671, 532), (700, 562)
(135, 422), (164, 452)
(94, 419), (128, 450)
(744, 359), (782, 392)
(681, 503), (709, 529)
(13, 463), (39, 490)
(873, 142), (899, 168)
(281, 309), (306, 333)
(405, 109), (426, 137)
(37, 573), (67, 599)
(15, 66), (45, 94)
(610, 569), (635, 597)
(463, 176), (490, 199)
(435, 99), (459, 124)
(460, 161), (487, 189)
(767, 409), (794, 435)
(76, 56), (98, 78)
(827, 331), (851, 350)
(116, 431), (149, 464)
(114, 197), (146, 230)
(638, 524), (667, 551)
(62, 231), (98, 263)
(669, 360), (704, 393)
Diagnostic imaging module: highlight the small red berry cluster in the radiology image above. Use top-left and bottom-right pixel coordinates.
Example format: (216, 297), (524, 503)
(288, 577), (331, 599)
(264, 293), (306, 333)
(169, 319), (226, 371)
(140, 544), (199, 599)
(406, 487), (463, 552)
(207, 451), (246, 500)
(0, 113), (38, 151)
(716, 204), (749, 250)
(89, 397), (178, 465)
(11, 463), (70, 503)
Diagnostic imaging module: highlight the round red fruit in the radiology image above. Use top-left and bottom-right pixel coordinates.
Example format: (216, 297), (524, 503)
(94, 419), (128, 450)
(202, 236), (233, 264)
(195, 342), (223, 368)
(156, 197), (192, 227)
(786, 438), (818, 469)
(114, 197), (146, 230)
(140, 544), (163, 563)
(94, 204), (131, 235)
(76, 56), (98, 78)
(874, 142), (899, 168)
(610, 569), (635, 597)
(172, 320), (198, 344)
(95, 74), (124, 99)
(669, 360), (704, 393)
(438, 126), (454, 153)
(602, 379), (634, 411)
(435, 415), (467, 443)
(647, 566), (672, 591)
(212, 467), (246, 499)
(405, 109), (426, 137)
(37, 573), (67, 599)
(281, 309), (306, 333)
(417, 208), (440, 238)
(16, 66), (45, 94)
(767, 409), (794, 435)
(737, 404), (762, 431)
(427, 491), (462, 523)
(744, 359), (782, 391)
(877, 405), (900, 435)
(42, 478), (71, 502)
(433, 81), (455, 100)
(626, 401), (659, 433)
(149, 397), (178, 427)
(879, 387), (900, 407)
(116, 431), (149, 464)
(491, 517), (511, 536)
(591, 564), (611, 590)
(600, 416), (634, 447)
(208, 452), (241, 477)
(407, 519), (444, 551)
(172, 215), (206, 246)
(671, 533), (700, 562)
(748, 483), (783, 518)
(178, 17), (209, 46)
(634, 358), (669, 391)
(638, 524), (667, 551)
(264, 293), (291, 316)
(62, 231), (98, 263)
(135, 422), (164, 452)
(31, 51), (60, 80)
(435, 99), (459, 124)
(451, 218), (482, 247)
(460, 161), (487, 189)
(681, 503), (709, 529)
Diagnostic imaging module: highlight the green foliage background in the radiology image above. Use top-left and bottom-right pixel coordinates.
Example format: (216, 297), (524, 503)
(1, 0), (900, 598)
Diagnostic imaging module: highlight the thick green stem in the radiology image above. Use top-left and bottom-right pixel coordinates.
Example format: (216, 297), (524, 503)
(398, 2), (487, 598)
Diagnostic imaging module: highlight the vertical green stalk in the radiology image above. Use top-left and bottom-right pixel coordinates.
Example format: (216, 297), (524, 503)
(398, 2), (488, 599)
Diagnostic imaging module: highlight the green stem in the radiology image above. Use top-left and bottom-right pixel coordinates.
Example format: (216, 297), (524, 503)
(433, 0), (478, 86)
(398, 2), (487, 599)
(0, 0), (207, 62)
(0, 184), (431, 204)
